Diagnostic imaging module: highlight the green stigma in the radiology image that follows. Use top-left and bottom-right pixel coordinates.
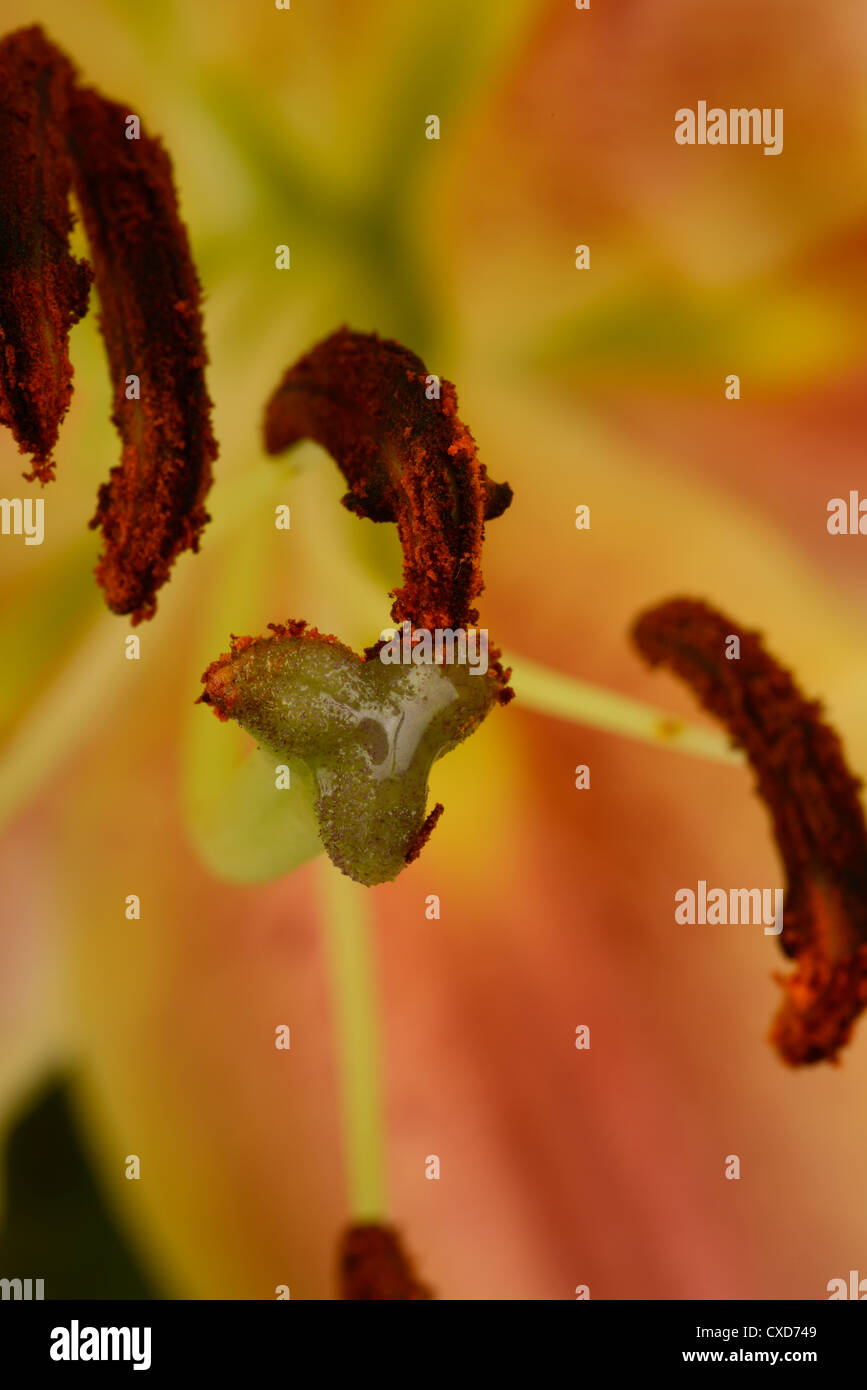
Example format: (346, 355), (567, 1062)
(200, 627), (501, 886)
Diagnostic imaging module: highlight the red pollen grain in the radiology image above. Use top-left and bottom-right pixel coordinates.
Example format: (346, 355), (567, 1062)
(339, 1223), (433, 1300)
(0, 26), (92, 481)
(67, 85), (217, 623)
(404, 801), (444, 864)
(632, 597), (867, 1065)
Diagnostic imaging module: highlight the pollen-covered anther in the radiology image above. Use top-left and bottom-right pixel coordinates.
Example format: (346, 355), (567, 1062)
(0, 26), (92, 480)
(68, 85), (217, 622)
(632, 597), (867, 1065)
(339, 1223), (432, 1300)
(0, 23), (217, 617)
(262, 328), (512, 691)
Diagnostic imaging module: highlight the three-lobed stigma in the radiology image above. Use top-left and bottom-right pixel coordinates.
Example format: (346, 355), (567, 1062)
(199, 622), (501, 886)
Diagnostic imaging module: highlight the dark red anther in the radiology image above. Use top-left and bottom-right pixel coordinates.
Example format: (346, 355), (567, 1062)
(0, 26), (92, 481)
(68, 86), (217, 622)
(340, 1223), (432, 1300)
(633, 597), (867, 1065)
(263, 327), (512, 637)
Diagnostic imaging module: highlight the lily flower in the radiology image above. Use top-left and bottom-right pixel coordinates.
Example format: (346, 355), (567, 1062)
(2, 2), (867, 1301)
